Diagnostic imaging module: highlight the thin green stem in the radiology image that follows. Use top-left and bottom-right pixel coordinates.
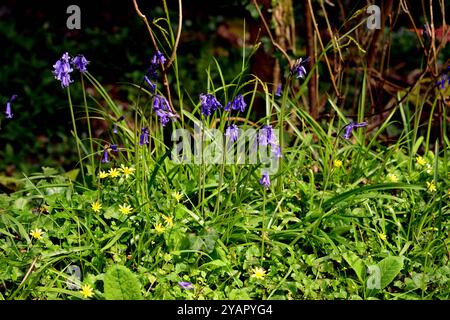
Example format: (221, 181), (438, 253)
(67, 87), (86, 185)
(80, 74), (95, 185)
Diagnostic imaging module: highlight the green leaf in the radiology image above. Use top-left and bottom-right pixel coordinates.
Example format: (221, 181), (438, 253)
(378, 256), (404, 289)
(342, 251), (365, 283)
(103, 265), (143, 300)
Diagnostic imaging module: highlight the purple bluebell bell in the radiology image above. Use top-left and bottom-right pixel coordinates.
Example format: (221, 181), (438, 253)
(113, 115), (125, 134)
(225, 94), (247, 112)
(152, 50), (166, 65)
(139, 127), (150, 146)
(342, 121), (368, 140)
(153, 95), (176, 126)
(259, 172), (271, 188)
(53, 52), (73, 88)
(5, 94), (17, 119)
(199, 93), (222, 116)
(178, 281), (194, 290)
(110, 144), (118, 153)
(258, 125), (276, 147)
(290, 57), (309, 79)
(271, 144), (282, 158)
(144, 75), (156, 93)
(275, 83), (282, 97)
(225, 124), (239, 142)
(71, 54), (89, 73)
(101, 149), (109, 163)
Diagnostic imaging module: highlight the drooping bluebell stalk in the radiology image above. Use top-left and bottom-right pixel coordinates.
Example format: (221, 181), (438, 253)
(5, 94), (17, 119)
(71, 55), (89, 73)
(52, 52), (73, 88)
(342, 121), (368, 140)
(225, 124), (239, 142)
(199, 93), (222, 116)
(259, 171), (271, 188)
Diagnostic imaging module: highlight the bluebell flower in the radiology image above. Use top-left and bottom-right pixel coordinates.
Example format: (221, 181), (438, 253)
(152, 50), (166, 65)
(225, 94), (247, 112)
(113, 115), (125, 134)
(71, 54), (89, 73)
(144, 75), (156, 93)
(259, 172), (270, 188)
(153, 95), (176, 126)
(271, 144), (282, 158)
(178, 281), (194, 290)
(258, 125), (276, 147)
(199, 93), (222, 116)
(139, 127), (150, 146)
(275, 83), (282, 97)
(225, 124), (239, 142)
(53, 52), (73, 88)
(5, 94), (17, 119)
(342, 121), (368, 140)
(110, 144), (118, 153)
(101, 149), (109, 163)
(290, 57), (309, 79)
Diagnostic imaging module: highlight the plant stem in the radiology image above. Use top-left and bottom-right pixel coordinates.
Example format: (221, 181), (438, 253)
(80, 74), (95, 185)
(67, 87), (86, 185)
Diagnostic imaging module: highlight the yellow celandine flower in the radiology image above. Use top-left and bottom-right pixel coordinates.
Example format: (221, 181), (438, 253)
(98, 170), (109, 179)
(173, 191), (183, 202)
(386, 173), (398, 183)
(120, 165), (135, 178)
(416, 156), (427, 167)
(118, 204), (133, 215)
(426, 181), (436, 192)
(163, 215), (173, 227)
(91, 201), (102, 213)
(30, 229), (44, 240)
(80, 284), (94, 299)
(333, 159), (343, 168)
(154, 223), (165, 234)
(108, 168), (120, 178)
(379, 233), (387, 241)
(251, 267), (266, 280)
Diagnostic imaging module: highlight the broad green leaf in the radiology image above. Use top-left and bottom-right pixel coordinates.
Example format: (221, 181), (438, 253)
(104, 265), (143, 300)
(378, 256), (404, 289)
(342, 251), (365, 283)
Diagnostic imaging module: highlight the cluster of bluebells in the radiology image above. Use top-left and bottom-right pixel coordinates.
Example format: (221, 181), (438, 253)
(199, 93), (223, 116)
(224, 94), (247, 112)
(5, 94), (17, 119)
(144, 50), (166, 93)
(153, 95), (176, 127)
(342, 121), (368, 140)
(52, 52), (89, 88)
